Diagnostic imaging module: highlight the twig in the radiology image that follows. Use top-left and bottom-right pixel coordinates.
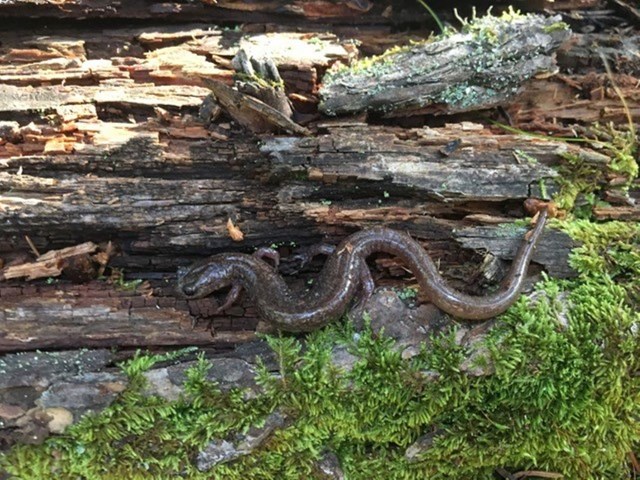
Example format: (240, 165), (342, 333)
(513, 470), (563, 479)
(24, 235), (41, 257)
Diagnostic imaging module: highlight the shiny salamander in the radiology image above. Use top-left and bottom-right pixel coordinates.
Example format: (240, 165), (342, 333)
(177, 209), (547, 332)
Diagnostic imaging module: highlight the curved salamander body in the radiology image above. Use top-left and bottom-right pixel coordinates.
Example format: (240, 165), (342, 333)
(177, 209), (548, 332)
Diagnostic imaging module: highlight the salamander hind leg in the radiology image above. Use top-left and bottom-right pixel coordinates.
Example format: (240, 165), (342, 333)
(253, 247), (280, 269)
(292, 243), (336, 269)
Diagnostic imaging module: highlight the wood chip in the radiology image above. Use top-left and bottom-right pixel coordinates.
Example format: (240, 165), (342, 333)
(226, 218), (244, 241)
(0, 242), (98, 281)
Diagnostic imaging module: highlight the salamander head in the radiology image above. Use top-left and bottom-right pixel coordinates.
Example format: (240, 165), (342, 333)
(177, 255), (235, 298)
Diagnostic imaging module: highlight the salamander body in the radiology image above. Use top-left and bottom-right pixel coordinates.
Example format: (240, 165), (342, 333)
(177, 210), (547, 332)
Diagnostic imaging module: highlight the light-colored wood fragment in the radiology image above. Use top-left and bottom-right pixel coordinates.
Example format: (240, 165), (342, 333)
(226, 218), (244, 242)
(0, 242), (97, 281)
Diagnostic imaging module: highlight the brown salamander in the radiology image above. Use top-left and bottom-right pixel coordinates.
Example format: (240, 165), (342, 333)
(177, 209), (548, 332)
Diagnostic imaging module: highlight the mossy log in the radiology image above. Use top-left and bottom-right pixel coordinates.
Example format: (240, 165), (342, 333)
(0, 0), (638, 474)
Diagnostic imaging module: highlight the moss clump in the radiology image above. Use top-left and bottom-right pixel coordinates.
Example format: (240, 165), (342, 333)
(552, 123), (638, 215)
(1, 219), (638, 479)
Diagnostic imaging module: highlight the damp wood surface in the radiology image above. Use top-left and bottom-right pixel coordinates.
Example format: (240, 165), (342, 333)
(0, 2), (638, 352)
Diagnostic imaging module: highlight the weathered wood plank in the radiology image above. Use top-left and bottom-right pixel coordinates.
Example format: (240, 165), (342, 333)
(0, 280), (257, 352)
(0, 123), (581, 258)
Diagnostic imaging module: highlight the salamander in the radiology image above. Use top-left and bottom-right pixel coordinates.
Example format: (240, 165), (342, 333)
(177, 209), (548, 332)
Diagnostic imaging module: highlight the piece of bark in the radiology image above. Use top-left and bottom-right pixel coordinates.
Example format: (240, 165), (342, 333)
(0, 242), (97, 281)
(201, 79), (310, 135)
(0, 280), (257, 352)
(0, 122), (593, 288)
(0, 29), (352, 106)
(319, 14), (571, 117)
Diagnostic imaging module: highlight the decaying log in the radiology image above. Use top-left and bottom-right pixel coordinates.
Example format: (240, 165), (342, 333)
(0, 115), (613, 351)
(0, 4), (637, 355)
(1, 123), (583, 261)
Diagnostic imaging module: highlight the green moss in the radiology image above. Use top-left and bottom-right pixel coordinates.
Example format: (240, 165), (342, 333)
(106, 268), (144, 292)
(323, 43), (418, 86)
(235, 71), (284, 90)
(543, 21), (571, 33)
(553, 124), (637, 215)
(495, 120), (637, 218)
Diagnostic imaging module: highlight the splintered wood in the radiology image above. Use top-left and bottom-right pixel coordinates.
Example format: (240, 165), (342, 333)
(0, 242), (98, 281)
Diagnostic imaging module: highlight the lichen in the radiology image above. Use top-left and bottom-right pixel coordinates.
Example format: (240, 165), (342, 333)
(321, 8), (569, 114)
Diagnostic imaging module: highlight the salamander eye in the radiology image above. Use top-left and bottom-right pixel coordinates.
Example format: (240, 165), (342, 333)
(182, 284), (198, 296)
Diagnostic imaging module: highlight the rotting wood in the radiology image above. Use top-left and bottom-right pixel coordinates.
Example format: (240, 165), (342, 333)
(508, 74), (640, 130)
(0, 242), (98, 281)
(0, 4), (636, 355)
(0, 280), (257, 352)
(0, 123), (589, 263)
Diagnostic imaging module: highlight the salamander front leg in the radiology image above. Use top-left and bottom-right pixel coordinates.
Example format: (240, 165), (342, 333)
(293, 243), (336, 269)
(253, 247), (280, 270)
(215, 283), (243, 314)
